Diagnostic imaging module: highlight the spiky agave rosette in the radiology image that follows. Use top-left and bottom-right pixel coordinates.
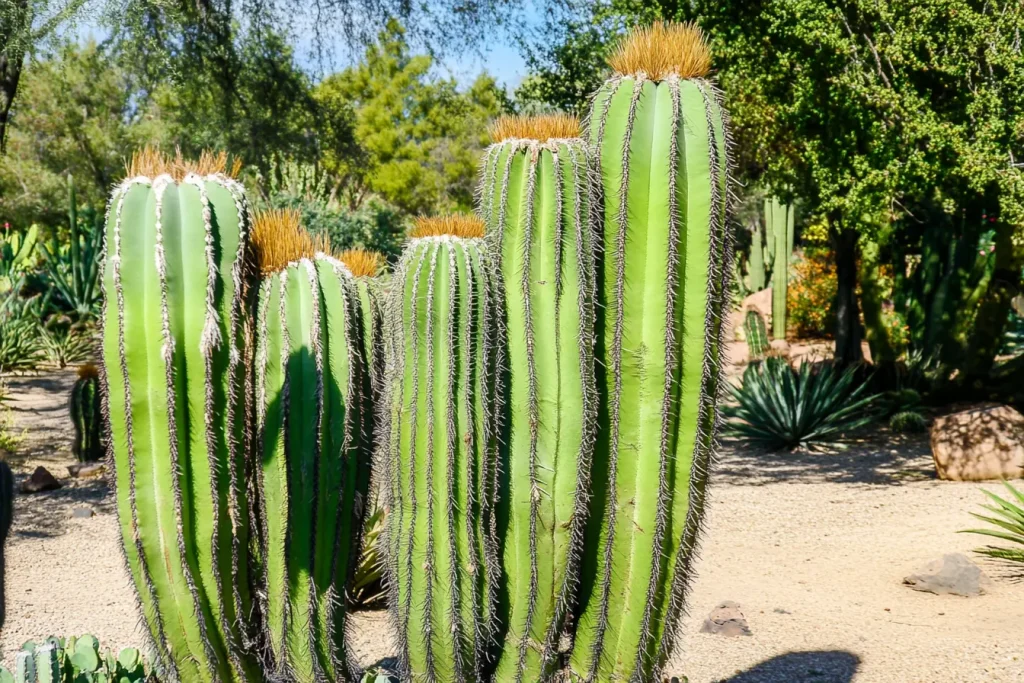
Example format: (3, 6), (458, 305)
(251, 210), (374, 682)
(100, 148), (259, 682)
(379, 215), (503, 682)
(479, 115), (599, 682)
(570, 22), (734, 682)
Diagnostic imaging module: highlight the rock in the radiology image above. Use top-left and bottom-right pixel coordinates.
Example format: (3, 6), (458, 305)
(20, 466), (62, 493)
(71, 507), (94, 519)
(903, 554), (990, 597)
(930, 403), (1024, 481)
(742, 287), (773, 320)
(700, 601), (752, 636)
(769, 339), (790, 356)
(68, 463), (106, 478)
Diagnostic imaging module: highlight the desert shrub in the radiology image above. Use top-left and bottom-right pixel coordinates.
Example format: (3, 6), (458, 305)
(889, 410), (927, 433)
(786, 246), (836, 338)
(0, 311), (43, 372)
(962, 482), (1024, 569)
(725, 357), (880, 451)
(39, 317), (96, 368)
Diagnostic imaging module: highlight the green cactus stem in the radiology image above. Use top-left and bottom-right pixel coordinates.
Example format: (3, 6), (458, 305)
(339, 248), (386, 402)
(479, 116), (598, 682)
(765, 197), (793, 340)
(572, 23), (732, 682)
(100, 149), (258, 682)
(380, 216), (502, 683)
(70, 365), (103, 463)
(744, 309), (769, 360)
(253, 211), (374, 682)
(747, 224), (765, 292)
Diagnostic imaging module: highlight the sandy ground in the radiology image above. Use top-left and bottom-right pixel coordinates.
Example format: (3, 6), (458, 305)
(1, 368), (1022, 682)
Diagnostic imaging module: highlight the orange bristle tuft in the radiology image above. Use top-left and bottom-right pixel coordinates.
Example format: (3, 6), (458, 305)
(339, 249), (385, 278)
(77, 364), (100, 380)
(410, 214), (486, 239)
(125, 146), (242, 182)
(489, 114), (581, 143)
(251, 209), (329, 275)
(607, 22), (711, 80)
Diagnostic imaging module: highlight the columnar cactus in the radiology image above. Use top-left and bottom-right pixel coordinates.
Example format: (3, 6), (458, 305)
(380, 215), (502, 683)
(765, 197), (793, 339)
(69, 365), (103, 463)
(479, 115), (598, 682)
(339, 249), (386, 401)
(252, 211), (374, 682)
(100, 149), (259, 682)
(572, 23), (732, 682)
(747, 224), (766, 291)
(744, 309), (769, 360)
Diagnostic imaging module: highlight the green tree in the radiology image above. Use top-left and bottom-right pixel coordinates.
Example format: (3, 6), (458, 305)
(314, 20), (508, 215)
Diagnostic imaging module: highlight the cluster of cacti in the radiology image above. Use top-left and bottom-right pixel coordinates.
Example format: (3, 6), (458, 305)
(98, 20), (731, 683)
(251, 211), (374, 682)
(479, 115), (598, 682)
(0, 636), (148, 683)
(69, 365), (103, 463)
(379, 215), (502, 682)
(764, 197), (794, 339)
(101, 150), (259, 682)
(744, 309), (770, 360)
(569, 22), (731, 682)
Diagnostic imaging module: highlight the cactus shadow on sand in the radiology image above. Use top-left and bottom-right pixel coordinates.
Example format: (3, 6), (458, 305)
(722, 649), (860, 682)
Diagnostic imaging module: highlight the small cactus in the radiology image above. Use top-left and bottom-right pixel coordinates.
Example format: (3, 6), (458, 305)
(889, 410), (927, 434)
(0, 636), (148, 682)
(744, 309), (769, 360)
(69, 365), (103, 463)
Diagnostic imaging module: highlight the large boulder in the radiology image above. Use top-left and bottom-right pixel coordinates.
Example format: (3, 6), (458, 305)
(930, 403), (1024, 481)
(742, 287), (773, 321)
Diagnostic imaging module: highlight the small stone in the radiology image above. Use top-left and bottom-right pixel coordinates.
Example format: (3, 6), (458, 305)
(769, 339), (790, 356)
(71, 507), (94, 519)
(700, 601), (752, 636)
(903, 553), (991, 597)
(68, 463), (106, 478)
(20, 466), (62, 493)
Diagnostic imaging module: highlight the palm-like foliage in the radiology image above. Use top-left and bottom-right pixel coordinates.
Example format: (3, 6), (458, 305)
(725, 357), (880, 451)
(962, 482), (1024, 568)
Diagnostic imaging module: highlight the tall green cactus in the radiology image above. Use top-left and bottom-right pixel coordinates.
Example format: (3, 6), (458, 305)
(479, 116), (598, 682)
(765, 197), (794, 340)
(69, 365), (103, 463)
(571, 23), (732, 682)
(252, 211), (374, 683)
(747, 224), (766, 291)
(100, 150), (258, 682)
(380, 217), (502, 682)
(339, 249), (386, 402)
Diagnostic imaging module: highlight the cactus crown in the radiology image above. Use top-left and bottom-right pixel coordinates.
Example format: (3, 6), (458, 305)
(410, 214), (485, 239)
(489, 114), (581, 143)
(125, 146), (242, 181)
(251, 208), (330, 274)
(608, 21), (711, 80)
(339, 248), (385, 278)
(77, 363), (100, 380)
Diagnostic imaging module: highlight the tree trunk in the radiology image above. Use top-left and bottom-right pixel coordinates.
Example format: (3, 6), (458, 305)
(830, 219), (864, 365)
(0, 5), (27, 155)
(963, 221), (1021, 382)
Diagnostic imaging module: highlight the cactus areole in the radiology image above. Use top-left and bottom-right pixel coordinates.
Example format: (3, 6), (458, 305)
(380, 219), (503, 683)
(571, 22), (733, 682)
(480, 118), (598, 682)
(100, 151), (259, 683)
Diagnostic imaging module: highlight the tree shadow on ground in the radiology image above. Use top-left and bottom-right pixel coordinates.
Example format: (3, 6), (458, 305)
(721, 650), (860, 683)
(10, 476), (113, 539)
(714, 430), (939, 488)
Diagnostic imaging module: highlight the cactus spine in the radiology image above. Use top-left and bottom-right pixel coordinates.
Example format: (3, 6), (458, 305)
(253, 213), (374, 682)
(479, 117), (597, 682)
(381, 218), (502, 682)
(744, 309), (769, 360)
(100, 150), (258, 682)
(571, 23), (732, 682)
(69, 365), (103, 463)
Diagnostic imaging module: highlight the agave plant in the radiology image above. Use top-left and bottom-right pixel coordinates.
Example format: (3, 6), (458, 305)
(349, 497), (387, 609)
(725, 357), (880, 451)
(962, 482), (1024, 568)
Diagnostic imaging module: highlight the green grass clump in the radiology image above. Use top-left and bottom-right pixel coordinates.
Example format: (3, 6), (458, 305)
(889, 410), (927, 434)
(962, 482), (1024, 570)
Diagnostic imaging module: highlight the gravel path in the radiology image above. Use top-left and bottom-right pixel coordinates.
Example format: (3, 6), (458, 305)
(1, 370), (1022, 681)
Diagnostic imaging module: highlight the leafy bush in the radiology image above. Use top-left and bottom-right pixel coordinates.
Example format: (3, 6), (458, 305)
(786, 246), (836, 338)
(889, 410), (927, 433)
(962, 482), (1024, 569)
(0, 311), (43, 372)
(725, 357), (880, 451)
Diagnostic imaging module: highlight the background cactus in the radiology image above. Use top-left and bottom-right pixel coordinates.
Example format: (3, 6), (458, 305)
(744, 309), (769, 360)
(747, 223), (766, 291)
(380, 215), (502, 682)
(69, 365), (103, 463)
(764, 197), (794, 339)
(100, 149), (258, 682)
(572, 23), (732, 682)
(0, 636), (148, 683)
(479, 115), (598, 682)
(252, 210), (374, 682)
